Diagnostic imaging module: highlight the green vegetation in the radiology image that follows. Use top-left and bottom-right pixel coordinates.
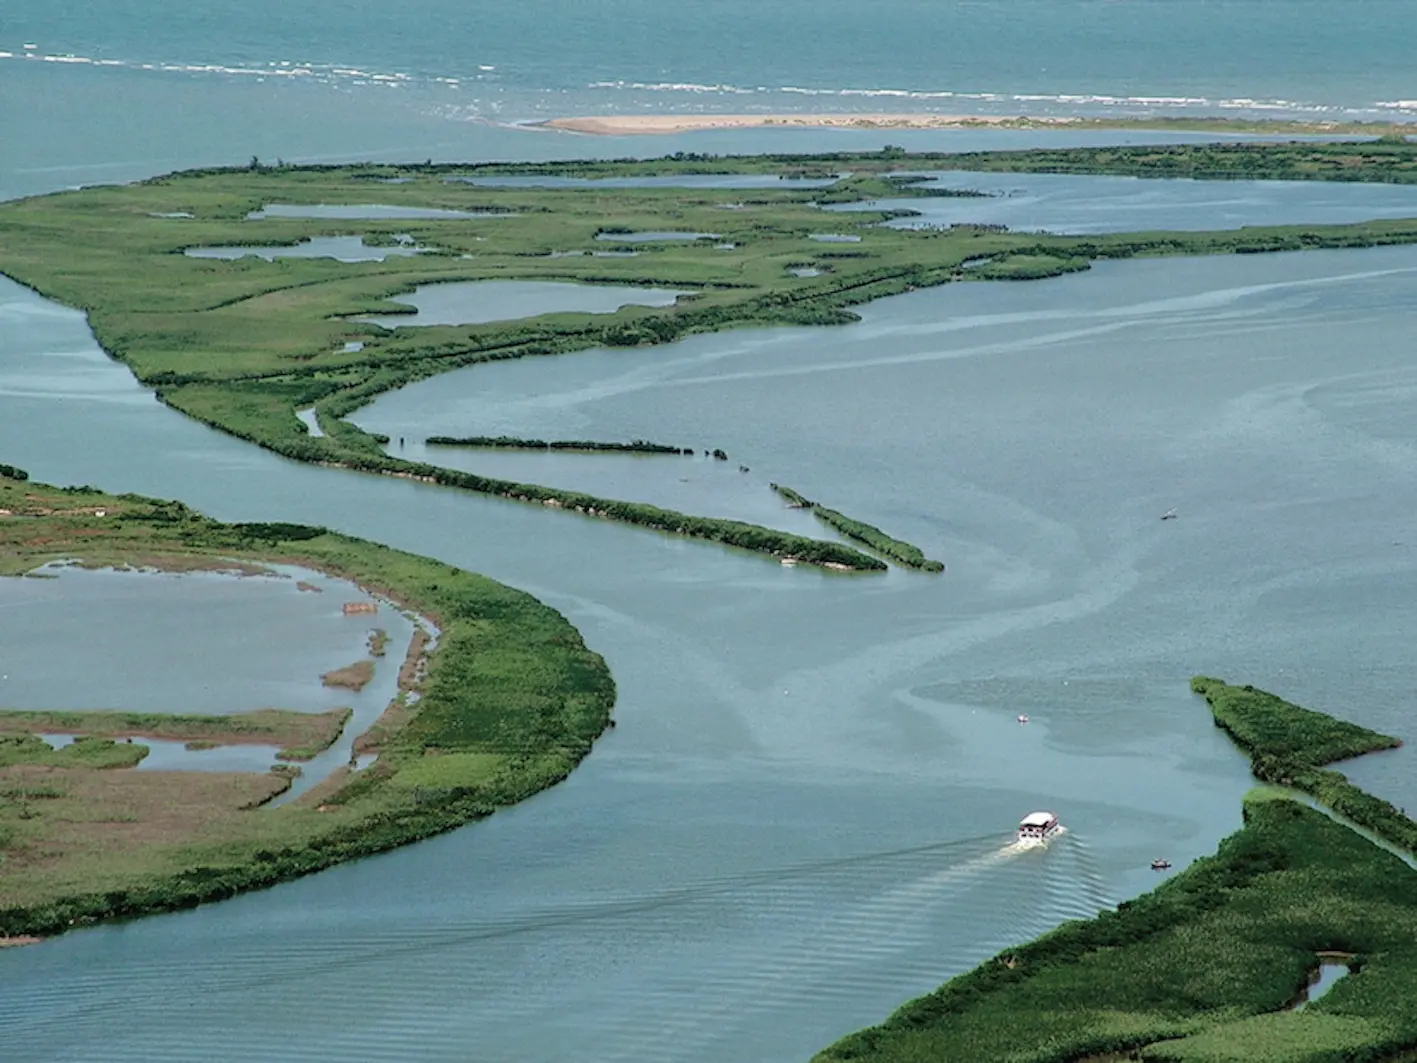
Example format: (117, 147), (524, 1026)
(0, 464), (27, 482)
(0, 474), (615, 936)
(0, 707), (353, 763)
(1192, 677), (1417, 858)
(816, 682), (1417, 1063)
(771, 483), (944, 571)
(0, 734), (148, 770)
(913, 140), (1417, 185)
(3, 144), (1417, 569)
(426, 435), (696, 455)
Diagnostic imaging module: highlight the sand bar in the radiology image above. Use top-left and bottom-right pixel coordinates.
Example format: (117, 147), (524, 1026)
(542, 113), (1065, 136)
(540, 112), (1415, 137)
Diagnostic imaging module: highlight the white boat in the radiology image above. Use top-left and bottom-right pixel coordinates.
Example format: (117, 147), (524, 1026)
(1017, 810), (1061, 844)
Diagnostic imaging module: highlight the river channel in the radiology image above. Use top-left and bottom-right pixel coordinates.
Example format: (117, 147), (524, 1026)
(5, 178), (1417, 1060)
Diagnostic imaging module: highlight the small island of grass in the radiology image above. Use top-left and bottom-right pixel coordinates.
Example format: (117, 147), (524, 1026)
(815, 679), (1417, 1063)
(0, 470), (615, 939)
(772, 484), (944, 572)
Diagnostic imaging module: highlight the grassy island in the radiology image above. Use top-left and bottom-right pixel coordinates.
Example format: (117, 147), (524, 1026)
(0, 471), (615, 939)
(426, 435), (697, 455)
(771, 484), (944, 571)
(2, 143), (1417, 571)
(816, 681), (1417, 1063)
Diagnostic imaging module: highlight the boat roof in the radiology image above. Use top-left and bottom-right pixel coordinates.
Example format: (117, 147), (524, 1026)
(1020, 811), (1057, 827)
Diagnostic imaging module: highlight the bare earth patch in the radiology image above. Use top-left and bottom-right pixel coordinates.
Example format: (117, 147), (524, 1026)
(321, 659), (375, 692)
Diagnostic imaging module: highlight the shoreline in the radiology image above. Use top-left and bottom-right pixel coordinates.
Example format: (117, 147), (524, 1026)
(538, 112), (1417, 137)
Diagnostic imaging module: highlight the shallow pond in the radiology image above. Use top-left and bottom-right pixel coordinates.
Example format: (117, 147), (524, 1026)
(1293, 958), (1351, 1009)
(184, 235), (425, 262)
(0, 562), (418, 796)
(246, 203), (507, 220)
(826, 171), (1417, 234)
(358, 279), (686, 328)
(295, 407), (324, 436)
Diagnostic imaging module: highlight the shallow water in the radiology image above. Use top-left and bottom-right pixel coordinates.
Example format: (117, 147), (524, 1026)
(1295, 959), (1350, 1009)
(399, 442), (845, 539)
(829, 171), (1417, 234)
(184, 235), (424, 262)
(358, 279), (687, 329)
(0, 562), (415, 795)
(5, 216), (1417, 1061)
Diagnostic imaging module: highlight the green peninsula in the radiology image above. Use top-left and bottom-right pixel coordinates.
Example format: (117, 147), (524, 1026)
(0, 469), (615, 939)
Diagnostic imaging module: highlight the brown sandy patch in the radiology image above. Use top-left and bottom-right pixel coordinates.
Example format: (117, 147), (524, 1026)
(0, 935), (43, 948)
(296, 580), (323, 593)
(0, 763), (289, 905)
(322, 659), (375, 692)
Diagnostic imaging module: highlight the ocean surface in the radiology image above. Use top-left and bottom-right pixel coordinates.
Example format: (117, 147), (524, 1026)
(2, 3), (1417, 1061)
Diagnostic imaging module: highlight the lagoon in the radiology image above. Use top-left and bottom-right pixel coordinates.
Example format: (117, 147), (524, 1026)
(7, 213), (1417, 1062)
(358, 279), (686, 329)
(829, 171), (1417, 234)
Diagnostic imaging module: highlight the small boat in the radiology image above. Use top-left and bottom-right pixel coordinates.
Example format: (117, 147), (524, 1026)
(1151, 858), (1172, 870)
(1018, 810), (1061, 844)
(1017, 714), (1030, 724)
(1160, 509), (1178, 521)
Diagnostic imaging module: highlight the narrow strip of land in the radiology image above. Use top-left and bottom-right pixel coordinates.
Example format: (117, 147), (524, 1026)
(0, 470), (615, 939)
(771, 484), (943, 572)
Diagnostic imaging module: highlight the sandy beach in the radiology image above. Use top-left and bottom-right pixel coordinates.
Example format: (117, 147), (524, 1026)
(541, 113), (1070, 136)
(538, 112), (1409, 137)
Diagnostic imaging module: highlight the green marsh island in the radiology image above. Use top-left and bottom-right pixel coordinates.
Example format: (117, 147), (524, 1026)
(816, 680), (1417, 1063)
(0, 468), (614, 940)
(4, 141), (1417, 576)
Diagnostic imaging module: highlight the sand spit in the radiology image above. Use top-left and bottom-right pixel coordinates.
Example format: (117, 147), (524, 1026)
(541, 113), (1066, 135)
(538, 112), (1416, 137)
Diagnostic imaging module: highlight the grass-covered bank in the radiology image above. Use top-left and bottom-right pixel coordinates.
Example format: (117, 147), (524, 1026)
(0, 472), (615, 938)
(3, 145), (1417, 570)
(1192, 677), (1417, 859)
(771, 484), (943, 571)
(426, 435), (697, 455)
(814, 682), (1417, 1063)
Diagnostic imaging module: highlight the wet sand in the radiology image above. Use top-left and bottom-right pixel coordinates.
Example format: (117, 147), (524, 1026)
(538, 112), (1411, 137)
(541, 113), (1068, 135)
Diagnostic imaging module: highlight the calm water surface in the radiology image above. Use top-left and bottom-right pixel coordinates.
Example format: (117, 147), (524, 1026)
(359, 280), (686, 329)
(5, 227), (1417, 1057)
(832, 171), (1417, 234)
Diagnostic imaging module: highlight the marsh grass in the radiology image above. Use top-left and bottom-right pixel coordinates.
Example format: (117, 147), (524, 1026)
(0, 476), (614, 935)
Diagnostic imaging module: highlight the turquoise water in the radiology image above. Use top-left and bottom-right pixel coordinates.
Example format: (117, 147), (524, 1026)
(5, 0), (1416, 123)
